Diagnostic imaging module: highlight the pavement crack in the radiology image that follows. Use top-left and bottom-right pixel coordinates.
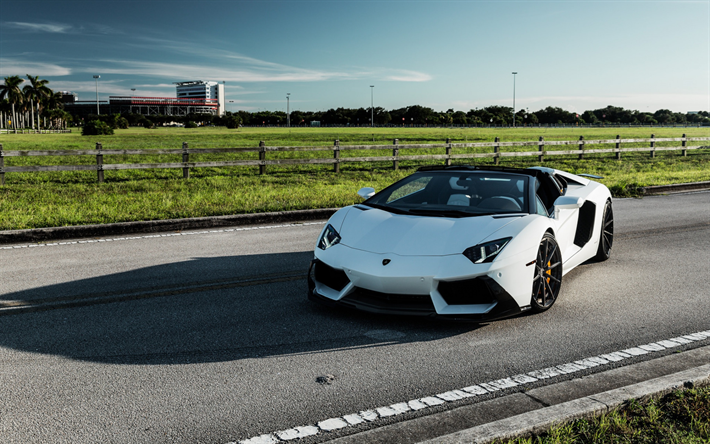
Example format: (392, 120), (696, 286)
(523, 392), (552, 408)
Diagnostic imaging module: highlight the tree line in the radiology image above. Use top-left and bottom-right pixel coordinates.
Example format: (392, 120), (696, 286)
(3, 75), (708, 132)
(229, 105), (709, 127)
(0, 75), (72, 130)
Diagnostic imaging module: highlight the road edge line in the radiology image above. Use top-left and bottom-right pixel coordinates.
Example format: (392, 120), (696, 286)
(420, 363), (710, 444)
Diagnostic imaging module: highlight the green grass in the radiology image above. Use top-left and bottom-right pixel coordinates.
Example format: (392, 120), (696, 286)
(500, 385), (710, 444)
(0, 126), (708, 230)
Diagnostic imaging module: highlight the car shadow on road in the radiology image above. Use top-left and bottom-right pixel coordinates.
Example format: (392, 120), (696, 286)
(0, 251), (483, 365)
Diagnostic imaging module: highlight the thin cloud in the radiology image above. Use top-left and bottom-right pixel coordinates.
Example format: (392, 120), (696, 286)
(48, 80), (166, 98)
(79, 59), (355, 82)
(0, 58), (72, 76)
(4, 22), (72, 33)
(75, 58), (431, 84)
(126, 37), (432, 83)
(3, 21), (121, 35)
(386, 70), (433, 82)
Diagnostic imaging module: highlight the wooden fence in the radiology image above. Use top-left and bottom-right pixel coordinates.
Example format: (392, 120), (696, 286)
(0, 134), (708, 185)
(0, 129), (72, 135)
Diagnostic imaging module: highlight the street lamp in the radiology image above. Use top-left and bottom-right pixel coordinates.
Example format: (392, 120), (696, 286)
(93, 75), (101, 115)
(287, 93), (290, 127)
(511, 72), (517, 128)
(370, 85), (374, 128)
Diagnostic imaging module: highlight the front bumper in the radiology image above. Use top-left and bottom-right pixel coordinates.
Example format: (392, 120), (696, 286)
(307, 258), (526, 321)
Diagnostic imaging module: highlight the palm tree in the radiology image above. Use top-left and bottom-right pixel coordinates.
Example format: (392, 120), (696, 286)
(23, 75), (52, 130)
(0, 75), (25, 130)
(0, 99), (10, 130)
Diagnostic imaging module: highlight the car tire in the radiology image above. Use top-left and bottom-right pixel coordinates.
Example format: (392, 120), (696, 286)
(531, 233), (563, 313)
(595, 200), (614, 262)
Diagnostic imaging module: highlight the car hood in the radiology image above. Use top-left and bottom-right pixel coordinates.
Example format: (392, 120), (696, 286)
(339, 206), (521, 256)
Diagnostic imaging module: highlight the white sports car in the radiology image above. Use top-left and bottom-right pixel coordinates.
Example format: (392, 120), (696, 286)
(308, 166), (613, 321)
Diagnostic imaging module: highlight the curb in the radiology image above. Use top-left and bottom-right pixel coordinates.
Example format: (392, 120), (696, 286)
(421, 364), (710, 444)
(641, 181), (710, 195)
(0, 208), (338, 245)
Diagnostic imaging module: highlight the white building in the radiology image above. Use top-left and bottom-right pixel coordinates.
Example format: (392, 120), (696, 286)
(174, 80), (225, 115)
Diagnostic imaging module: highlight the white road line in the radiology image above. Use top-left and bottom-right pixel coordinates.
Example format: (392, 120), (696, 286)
(234, 329), (710, 444)
(0, 222), (326, 250)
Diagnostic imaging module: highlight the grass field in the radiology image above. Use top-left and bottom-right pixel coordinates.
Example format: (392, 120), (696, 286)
(0, 126), (708, 230)
(500, 385), (710, 444)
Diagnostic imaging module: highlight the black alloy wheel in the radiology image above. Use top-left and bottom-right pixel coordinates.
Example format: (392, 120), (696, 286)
(595, 200), (614, 261)
(531, 233), (563, 313)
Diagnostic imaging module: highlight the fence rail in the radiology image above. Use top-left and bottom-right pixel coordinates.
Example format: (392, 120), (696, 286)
(0, 129), (72, 135)
(0, 134), (708, 185)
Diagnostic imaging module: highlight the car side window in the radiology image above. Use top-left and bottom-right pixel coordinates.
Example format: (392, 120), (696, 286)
(535, 195), (549, 216)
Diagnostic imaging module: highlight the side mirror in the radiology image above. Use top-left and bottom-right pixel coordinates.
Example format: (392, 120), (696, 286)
(554, 196), (584, 210)
(357, 187), (376, 199)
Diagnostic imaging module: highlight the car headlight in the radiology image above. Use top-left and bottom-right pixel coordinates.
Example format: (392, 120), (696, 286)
(463, 237), (512, 264)
(318, 224), (342, 250)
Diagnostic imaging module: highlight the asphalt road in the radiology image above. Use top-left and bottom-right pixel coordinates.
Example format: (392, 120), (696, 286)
(1, 192), (709, 444)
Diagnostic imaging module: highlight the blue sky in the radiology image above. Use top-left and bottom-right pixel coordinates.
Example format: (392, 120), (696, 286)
(1, 0), (708, 113)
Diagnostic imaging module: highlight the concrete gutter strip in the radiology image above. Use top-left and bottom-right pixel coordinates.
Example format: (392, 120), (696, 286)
(641, 181), (710, 195)
(0, 208), (339, 245)
(422, 364), (710, 444)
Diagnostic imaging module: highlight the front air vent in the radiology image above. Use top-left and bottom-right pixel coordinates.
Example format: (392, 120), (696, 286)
(314, 261), (350, 291)
(437, 278), (496, 305)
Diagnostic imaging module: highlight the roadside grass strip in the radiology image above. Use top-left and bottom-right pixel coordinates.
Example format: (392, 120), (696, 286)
(0, 221), (326, 250)
(232, 330), (710, 444)
(502, 384), (710, 444)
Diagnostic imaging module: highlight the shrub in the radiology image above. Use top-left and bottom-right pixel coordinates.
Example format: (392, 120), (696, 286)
(82, 120), (114, 136)
(142, 120), (155, 129)
(225, 116), (241, 129)
(185, 121), (198, 128)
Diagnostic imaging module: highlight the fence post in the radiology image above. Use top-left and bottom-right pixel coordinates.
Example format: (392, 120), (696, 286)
(182, 142), (190, 179)
(445, 138), (451, 166)
(96, 142), (104, 183)
(578, 136), (584, 160)
(392, 139), (399, 170)
(682, 133), (687, 157)
(615, 135), (621, 160)
(259, 141), (266, 175)
(494, 137), (500, 165)
(0, 143), (4, 186)
(650, 134), (655, 158)
(333, 139), (340, 173)
(538, 137), (544, 162)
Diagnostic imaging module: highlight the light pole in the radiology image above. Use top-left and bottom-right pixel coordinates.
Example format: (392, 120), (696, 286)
(93, 75), (101, 115)
(131, 88), (136, 96)
(511, 72), (517, 128)
(370, 85), (374, 128)
(286, 93), (290, 127)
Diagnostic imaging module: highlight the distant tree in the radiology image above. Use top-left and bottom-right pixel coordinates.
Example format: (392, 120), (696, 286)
(581, 111), (598, 125)
(452, 111), (468, 125)
(533, 106), (575, 125)
(0, 75), (25, 130)
(439, 112), (453, 126)
(653, 109), (675, 124)
(23, 75), (52, 129)
(82, 120), (114, 135)
(225, 114), (241, 128)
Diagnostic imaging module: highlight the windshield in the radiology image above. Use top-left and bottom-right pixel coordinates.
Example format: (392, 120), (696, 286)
(364, 171), (529, 217)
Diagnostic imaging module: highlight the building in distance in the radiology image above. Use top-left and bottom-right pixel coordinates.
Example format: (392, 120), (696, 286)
(62, 80), (225, 118)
